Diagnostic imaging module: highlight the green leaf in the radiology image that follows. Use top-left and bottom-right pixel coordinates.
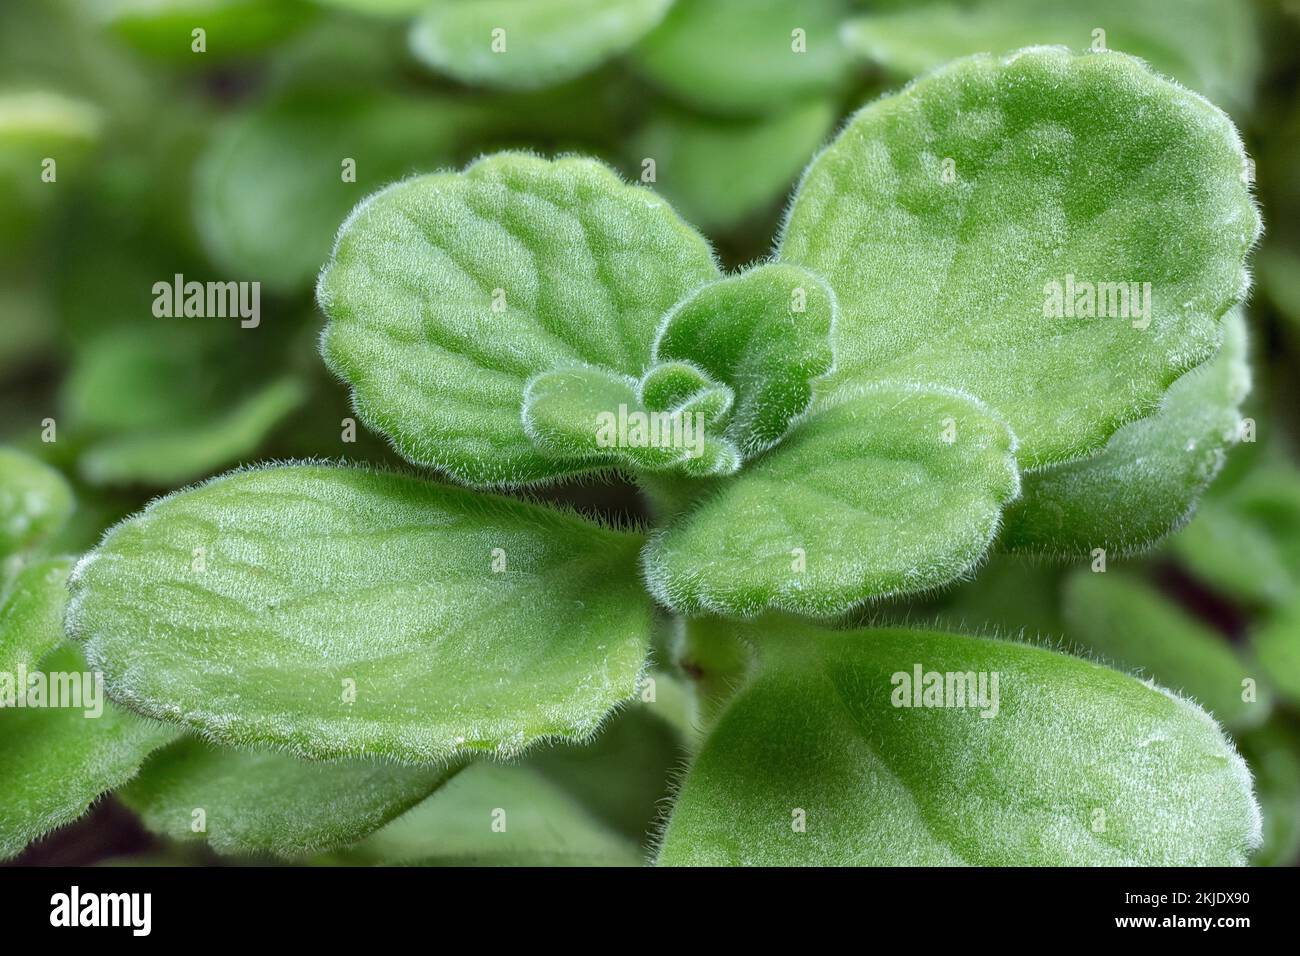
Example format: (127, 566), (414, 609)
(67, 463), (654, 763)
(410, 0), (674, 90)
(0, 447), (74, 559)
(522, 364), (742, 477)
(658, 619), (1261, 865)
(318, 153), (720, 486)
(780, 47), (1259, 469)
(653, 263), (835, 458)
(1172, 462), (1300, 607)
(630, 99), (837, 230)
(633, 0), (855, 116)
(841, 0), (1260, 114)
(1, 556), (73, 674)
(196, 89), (483, 292)
(78, 377), (307, 487)
(120, 737), (463, 857)
(1062, 570), (1268, 730)
(0, 644), (177, 861)
(1253, 600), (1300, 709)
(644, 382), (1019, 617)
(1003, 308), (1251, 555)
(103, 0), (317, 60)
(335, 762), (643, 866)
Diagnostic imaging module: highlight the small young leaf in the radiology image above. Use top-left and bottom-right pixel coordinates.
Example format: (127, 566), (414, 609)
(1062, 570), (1268, 730)
(841, 0), (1260, 113)
(658, 619), (1260, 865)
(120, 737), (462, 857)
(522, 365), (741, 477)
(318, 153), (720, 486)
(633, 0), (854, 116)
(78, 377), (307, 487)
(653, 263), (835, 458)
(629, 99), (837, 230)
(0, 556), (73, 674)
(780, 47), (1259, 468)
(644, 383), (1019, 617)
(67, 464), (654, 763)
(0, 447), (74, 559)
(335, 762), (643, 866)
(0, 642), (177, 861)
(410, 0), (673, 90)
(1003, 308), (1250, 555)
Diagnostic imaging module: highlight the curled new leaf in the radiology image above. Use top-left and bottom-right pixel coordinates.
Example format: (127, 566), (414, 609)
(658, 619), (1261, 866)
(318, 153), (720, 486)
(67, 463), (654, 763)
(644, 383), (1019, 617)
(780, 47), (1260, 468)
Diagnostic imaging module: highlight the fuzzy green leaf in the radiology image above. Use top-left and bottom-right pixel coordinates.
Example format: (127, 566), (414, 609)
(658, 619), (1261, 866)
(522, 365), (741, 477)
(78, 378), (306, 488)
(630, 99), (837, 230)
(335, 762), (643, 866)
(644, 383), (1019, 617)
(318, 153), (720, 486)
(410, 0), (673, 90)
(841, 0), (1260, 113)
(1, 556), (73, 673)
(1, 643), (176, 860)
(633, 0), (854, 116)
(780, 47), (1259, 469)
(1003, 308), (1250, 555)
(0, 447), (74, 559)
(120, 737), (463, 857)
(196, 90), (481, 292)
(1062, 570), (1268, 730)
(67, 463), (653, 763)
(653, 263), (835, 458)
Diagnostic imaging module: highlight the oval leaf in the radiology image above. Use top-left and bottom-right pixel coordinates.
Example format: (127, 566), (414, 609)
(67, 464), (654, 763)
(658, 619), (1261, 865)
(780, 47), (1259, 468)
(644, 383), (1019, 616)
(0, 447), (73, 560)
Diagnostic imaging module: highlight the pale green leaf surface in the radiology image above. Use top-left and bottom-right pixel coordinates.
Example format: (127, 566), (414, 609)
(1062, 570), (1267, 730)
(841, 0), (1260, 113)
(0, 642), (177, 861)
(0, 447), (74, 559)
(196, 90), (484, 292)
(78, 378), (307, 487)
(630, 99), (837, 230)
(120, 737), (463, 857)
(644, 383), (1019, 617)
(658, 619), (1261, 865)
(67, 463), (653, 762)
(318, 153), (721, 485)
(0, 556), (73, 674)
(780, 47), (1259, 468)
(335, 762), (642, 866)
(1003, 308), (1250, 555)
(410, 0), (673, 90)
(653, 263), (835, 458)
(633, 0), (855, 116)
